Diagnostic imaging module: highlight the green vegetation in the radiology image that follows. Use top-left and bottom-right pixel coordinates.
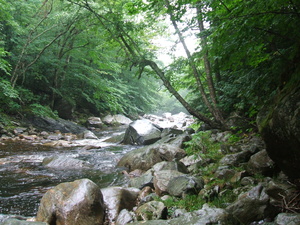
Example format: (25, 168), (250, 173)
(0, 0), (299, 129)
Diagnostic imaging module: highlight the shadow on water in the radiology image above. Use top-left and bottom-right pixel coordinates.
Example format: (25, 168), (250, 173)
(0, 127), (136, 217)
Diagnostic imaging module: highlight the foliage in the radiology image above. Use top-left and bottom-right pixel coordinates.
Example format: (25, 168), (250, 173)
(28, 103), (58, 118)
(0, 0), (299, 127)
(162, 195), (205, 212)
(184, 131), (221, 160)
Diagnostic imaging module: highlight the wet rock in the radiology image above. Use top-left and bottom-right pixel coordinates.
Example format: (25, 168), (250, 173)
(247, 149), (277, 176)
(227, 184), (276, 224)
(117, 143), (186, 171)
(36, 179), (105, 225)
(101, 186), (139, 224)
(167, 175), (204, 197)
(122, 119), (162, 145)
(82, 130), (98, 139)
(42, 140), (71, 147)
(257, 85), (300, 178)
(153, 170), (185, 195)
(135, 201), (168, 221)
(275, 213), (300, 225)
(42, 155), (90, 169)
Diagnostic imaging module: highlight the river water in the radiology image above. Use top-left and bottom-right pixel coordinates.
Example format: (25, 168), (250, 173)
(0, 126), (137, 217)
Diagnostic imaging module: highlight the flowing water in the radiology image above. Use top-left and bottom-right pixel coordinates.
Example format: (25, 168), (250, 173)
(0, 126), (137, 217)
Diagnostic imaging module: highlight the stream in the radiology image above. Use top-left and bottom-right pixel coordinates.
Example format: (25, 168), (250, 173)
(0, 126), (138, 217)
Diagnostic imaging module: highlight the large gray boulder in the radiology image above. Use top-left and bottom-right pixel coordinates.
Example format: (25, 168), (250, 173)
(36, 179), (105, 225)
(153, 170), (185, 195)
(257, 85), (300, 178)
(167, 175), (204, 197)
(122, 119), (162, 145)
(101, 186), (139, 224)
(117, 143), (186, 171)
(24, 115), (86, 134)
(247, 149), (277, 176)
(226, 184), (276, 224)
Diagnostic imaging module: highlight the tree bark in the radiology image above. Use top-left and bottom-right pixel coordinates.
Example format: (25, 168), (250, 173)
(196, 3), (225, 124)
(142, 59), (220, 128)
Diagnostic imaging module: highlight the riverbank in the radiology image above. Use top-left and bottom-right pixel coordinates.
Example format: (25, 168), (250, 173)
(1, 113), (300, 225)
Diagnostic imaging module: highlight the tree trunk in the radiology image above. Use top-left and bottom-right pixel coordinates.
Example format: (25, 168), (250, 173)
(142, 59), (220, 128)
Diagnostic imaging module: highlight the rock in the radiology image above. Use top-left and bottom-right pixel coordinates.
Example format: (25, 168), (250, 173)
(13, 127), (27, 135)
(275, 213), (300, 225)
(247, 149), (277, 176)
(42, 155), (90, 169)
(257, 85), (300, 178)
(153, 170), (185, 195)
(220, 149), (254, 166)
(82, 130), (98, 139)
(129, 171), (153, 189)
(114, 114), (133, 125)
(226, 184), (276, 224)
(2, 218), (48, 225)
(53, 97), (75, 120)
(122, 119), (162, 145)
(102, 115), (115, 125)
(101, 186), (139, 224)
(87, 117), (103, 128)
(161, 133), (192, 149)
(117, 143), (186, 171)
(139, 193), (159, 205)
(36, 179), (105, 225)
(42, 140), (71, 147)
(130, 204), (233, 225)
(24, 115), (86, 134)
(161, 128), (184, 138)
(152, 161), (188, 174)
(241, 177), (255, 186)
(138, 186), (153, 203)
(167, 175), (204, 197)
(135, 201), (168, 221)
(102, 114), (132, 125)
(265, 180), (297, 206)
(214, 168), (237, 180)
(116, 209), (136, 225)
(180, 155), (202, 167)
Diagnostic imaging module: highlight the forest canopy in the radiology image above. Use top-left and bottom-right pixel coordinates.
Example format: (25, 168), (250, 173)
(1, 0), (299, 129)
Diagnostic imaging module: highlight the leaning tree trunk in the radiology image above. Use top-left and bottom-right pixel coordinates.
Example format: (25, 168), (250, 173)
(164, 0), (226, 127)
